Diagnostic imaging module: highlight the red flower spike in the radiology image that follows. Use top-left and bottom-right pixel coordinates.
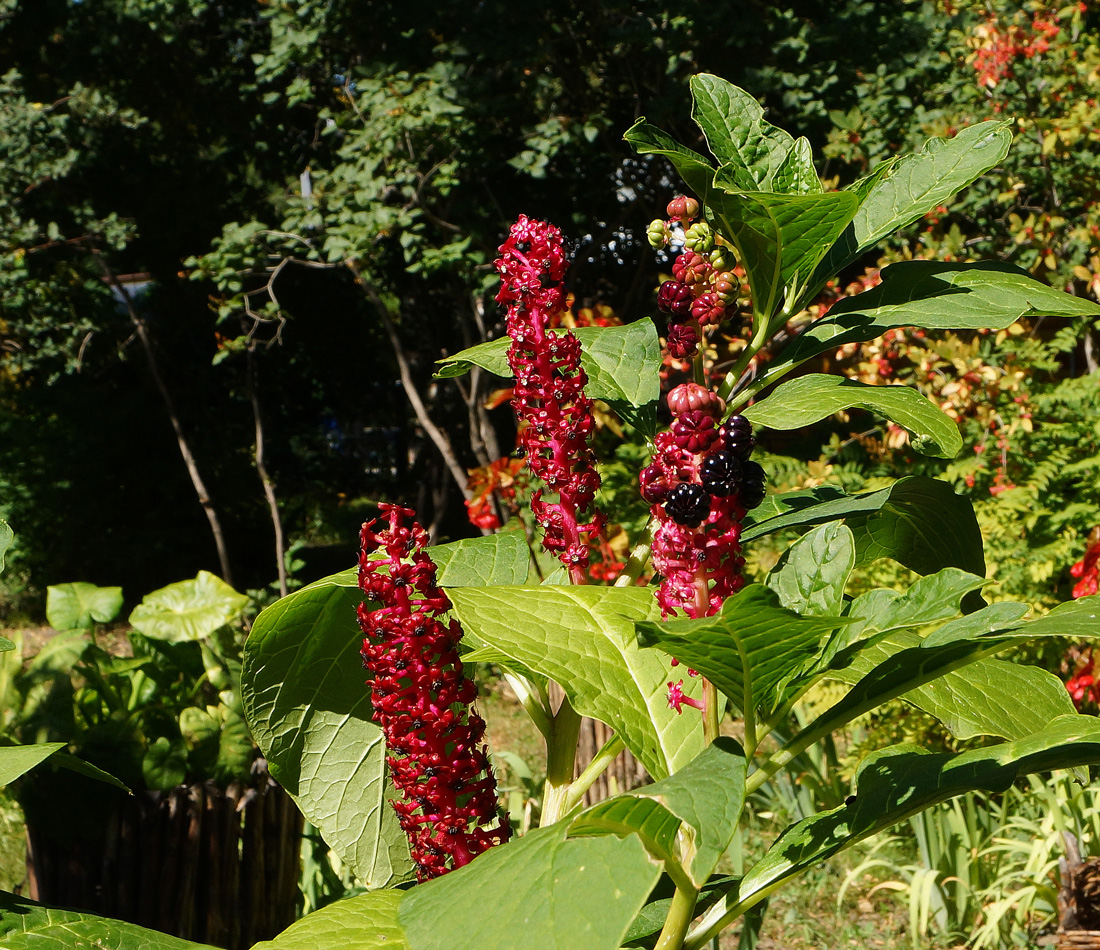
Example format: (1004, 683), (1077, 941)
(358, 504), (510, 881)
(495, 216), (605, 583)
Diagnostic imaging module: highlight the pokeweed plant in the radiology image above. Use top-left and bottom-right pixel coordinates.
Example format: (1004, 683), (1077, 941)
(5, 73), (1100, 950)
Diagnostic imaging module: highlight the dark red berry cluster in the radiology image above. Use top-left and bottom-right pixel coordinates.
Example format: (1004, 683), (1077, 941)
(648, 196), (741, 359)
(640, 383), (767, 620)
(495, 215), (605, 583)
(358, 504), (509, 881)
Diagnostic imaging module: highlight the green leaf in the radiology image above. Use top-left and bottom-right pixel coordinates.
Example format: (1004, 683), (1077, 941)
(0, 521), (12, 574)
(0, 890), (220, 950)
(622, 118), (716, 200)
(811, 121), (1012, 287)
(842, 568), (989, 645)
(848, 477), (985, 578)
(432, 531), (530, 587)
(434, 321), (661, 413)
(635, 585), (850, 717)
(774, 138), (822, 195)
(623, 875), (739, 945)
(447, 586), (704, 778)
(0, 638), (13, 653)
(400, 822), (661, 950)
(742, 478), (984, 584)
(752, 262), (1100, 396)
(128, 571), (249, 642)
(765, 522), (855, 618)
(706, 188), (859, 320)
(49, 751), (129, 791)
(252, 890), (407, 950)
(723, 717), (1100, 931)
(143, 736), (188, 790)
(570, 737), (747, 887)
(45, 582), (123, 631)
(689, 74), (799, 192)
(0, 742), (64, 786)
(241, 571), (415, 888)
(828, 624), (1073, 740)
(743, 375), (962, 460)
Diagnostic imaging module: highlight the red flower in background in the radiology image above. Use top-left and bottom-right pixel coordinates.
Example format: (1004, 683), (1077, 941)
(1070, 527), (1100, 600)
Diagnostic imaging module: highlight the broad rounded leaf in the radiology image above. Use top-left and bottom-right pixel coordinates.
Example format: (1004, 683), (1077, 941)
(744, 375), (962, 459)
(765, 522), (855, 618)
(689, 74), (801, 192)
(128, 571), (248, 642)
(252, 890), (407, 950)
(400, 822), (661, 950)
(241, 571), (414, 888)
(447, 586), (704, 778)
(569, 737), (746, 887)
(0, 890), (218, 950)
(636, 585), (850, 718)
(46, 582), (124, 631)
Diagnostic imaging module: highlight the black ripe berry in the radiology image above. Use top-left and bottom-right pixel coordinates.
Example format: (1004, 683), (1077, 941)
(701, 450), (741, 496)
(665, 483), (711, 527)
(740, 459), (767, 510)
(719, 415), (756, 460)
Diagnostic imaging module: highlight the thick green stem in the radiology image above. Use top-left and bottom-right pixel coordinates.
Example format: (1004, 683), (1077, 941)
(539, 695), (583, 827)
(717, 308), (770, 402)
(563, 733), (624, 813)
(654, 883), (699, 950)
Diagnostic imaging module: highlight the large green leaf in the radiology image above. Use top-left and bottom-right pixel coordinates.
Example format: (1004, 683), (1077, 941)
(0, 742), (64, 786)
(741, 477), (984, 581)
(811, 121), (1012, 288)
(432, 531), (530, 587)
(45, 582), (124, 631)
(689, 74), (804, 193)
(0, 890), (219, 950)
(128, 571), (249, 642)
(847, 477), (985, 578)
(842, 568), (989, 645)
(570, 737), (746, 887)
(623, 118), (716, 200)
(434, 320), (661, 411)
(706, 187), (859, 320)
(694, 717), (1100, 945)
(252, 890), (407, 950)
(752, 261), (1100, 397)
(400, 822), (661, 950)
(795, 603), (1032, 743)
(828, 625), (1074, 740)
(447, 586), (704, 778)
(239, 533), (548, 888)
(743, 375), (962, 460)
(635, 585), (849, 718)
(765, 522), (855, 618)
(242, 572), (415, 888)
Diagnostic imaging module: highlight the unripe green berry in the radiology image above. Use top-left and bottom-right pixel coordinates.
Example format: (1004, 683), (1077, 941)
(683, 222), (714, 254)
(646, 218), (672, 249)
(708, 246), (730, 271)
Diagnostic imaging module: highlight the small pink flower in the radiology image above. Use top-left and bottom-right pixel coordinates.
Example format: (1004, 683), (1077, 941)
(667, 680), (705, 713)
